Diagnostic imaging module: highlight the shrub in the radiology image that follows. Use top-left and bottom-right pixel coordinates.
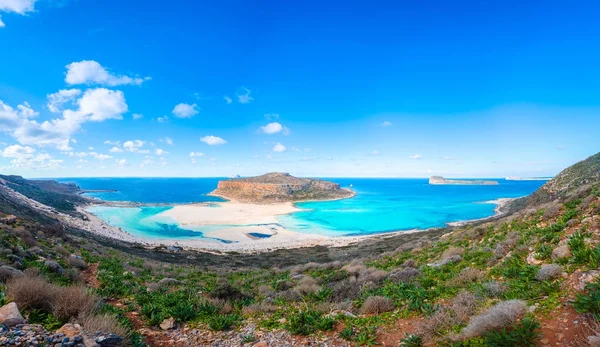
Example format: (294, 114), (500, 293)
(482, 281), (507, 298)
(535, 264), (562, 281)
(461, 300), (527, 339)
(207, 314), (240, 331)
(360, 296), (395, 315)
(400, 333), (423, 347)
(241, 302), (277, 316)
(389, 267), (420, 284)
(482, 316), (541, 346)
(294, 276), (320, 296)
(451, 267), (483, 286)
(0, 266), (23, 282)
(286, 310), (335, 335)
(341, 260), (366, 275)
(67, 256), (88, 270)
(441, 247), (464, 259)
(358, 268), (389, 283)
(450, 292), (483, 323)
(543, 203), (561, 220)
(209, 280), (249, 301)
(573, 277), (600, 320)
(52, 285), (99, 321)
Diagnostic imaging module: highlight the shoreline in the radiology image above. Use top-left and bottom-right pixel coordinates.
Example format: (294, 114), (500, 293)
(64, 195), (518, 253)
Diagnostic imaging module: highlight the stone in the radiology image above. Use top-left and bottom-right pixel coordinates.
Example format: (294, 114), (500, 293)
(551, 245), (571, 260)
(277, 318), (287, 324)
(94, 333), (123, 347)
(253, 342), (268, 347)
(160, 317), (176, 330)
(0, 303), (26, 327)
(57, 324), (82, 338)
(44, 260), (64, 275)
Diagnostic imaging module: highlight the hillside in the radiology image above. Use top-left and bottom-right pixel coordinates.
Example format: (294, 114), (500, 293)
(0, 154), (599, 346)
(209, 172), (355, 203)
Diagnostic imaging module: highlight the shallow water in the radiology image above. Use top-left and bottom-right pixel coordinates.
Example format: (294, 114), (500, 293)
(60, 177), (545, 239)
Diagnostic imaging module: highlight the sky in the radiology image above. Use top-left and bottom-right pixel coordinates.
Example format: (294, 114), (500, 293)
(1, 0), (599, 178)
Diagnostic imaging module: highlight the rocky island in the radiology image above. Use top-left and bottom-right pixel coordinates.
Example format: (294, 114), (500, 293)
(429, 176), (499, 185)
(209, 172), (355, 203)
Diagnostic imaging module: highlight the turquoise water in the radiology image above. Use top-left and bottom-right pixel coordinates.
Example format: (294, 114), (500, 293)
(59, 177), (546, 240)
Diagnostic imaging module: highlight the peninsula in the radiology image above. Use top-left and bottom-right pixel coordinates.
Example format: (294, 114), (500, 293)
(429, 176), (499, 185)
(209, 172), (355, 203)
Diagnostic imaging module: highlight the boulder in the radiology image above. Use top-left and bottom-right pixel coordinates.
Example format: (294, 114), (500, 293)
(44, 260), (64, 275)
(0, 302), (26, 327)
(551, 245), (571, 260)
(57, 323), (83, 338)
(160, 317), (176, 330)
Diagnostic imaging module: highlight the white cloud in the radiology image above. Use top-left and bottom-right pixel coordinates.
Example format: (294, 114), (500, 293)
(1, 144), (35, 158)
(381, 121), (392, 127)
(104, 140), (120, 145)
(1, 144), (62, 169)
(92, 153), (112, 160)
(0, 18), (4, 28)
(47, 89), (82, 113)
(224, 96), (232, 104)
(132, 113), (143, 120)
(116, 158), (127, 167)
(155, 148), (168, 156)
(260, 122), (283, 134)
(88, 146), (94, 150)
(409, 154), (423, 159)
(236, 87), (253, 104)
(0, 0), (36, 28)
(200, 135), (227, 145)
(157, 115), (169, 123)
(273, 143), (286, 152)
(123, 140), (145, 152)
(109, 146), (123, 153)
(77, 88), (127, 121)
(172, 103), (199, 118)
(161, 137), (173, 145)
(189, 152), (204, 157)
(65, 60), (149, 86)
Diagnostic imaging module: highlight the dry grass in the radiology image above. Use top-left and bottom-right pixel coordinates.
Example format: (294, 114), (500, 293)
(482, 281), (507, 298)
(6, 273), (100, 321)
(80, 314), (130, 341)
(360, 296), (395, 315)
(441, 246), (464, 259)
(450, 267), (483, 286)
(241, 302), (278, 316)
(341, 260), (366, 275)
(460, 300), (527, 339)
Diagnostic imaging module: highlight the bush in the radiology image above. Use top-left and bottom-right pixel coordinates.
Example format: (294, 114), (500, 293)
(389, 267), (420, 284)
(573, 277), (600, 320)
(451, 267), (483, 286)
(293, 276), (320, 296)
(241, 302), (277, 316)
(450, 292), (482, 323)
(482, 316), (541, 346)
(286, 310), (335, 335)
(209, 281), (249, 301)
(482, 281), (507, 298)
(400, 333), (423, 347)
(543, 203), (561, 220)
(535, 264), (562, 281)
(6, 274), (100, 322)
(80, 314), (130, 339)
(461, 300), (527, 339)
(360, 296), (395, 315)
(67, 256), (88, 270)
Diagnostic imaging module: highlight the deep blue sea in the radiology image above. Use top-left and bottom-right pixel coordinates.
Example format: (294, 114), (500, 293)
(57, 177), (546, 240)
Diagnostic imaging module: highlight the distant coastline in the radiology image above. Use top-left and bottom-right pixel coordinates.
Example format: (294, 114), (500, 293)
(429, 176), (499, 185)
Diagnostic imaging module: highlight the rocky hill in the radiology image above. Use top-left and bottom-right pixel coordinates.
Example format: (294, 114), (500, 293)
(209, 172), (355, 203)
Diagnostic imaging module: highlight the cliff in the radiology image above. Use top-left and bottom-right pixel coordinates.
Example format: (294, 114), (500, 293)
(209, 172), (355, 203)
(429, 176), (499, 185)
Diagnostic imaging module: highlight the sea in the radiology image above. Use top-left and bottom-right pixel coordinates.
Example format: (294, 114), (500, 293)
(57, 177), (546, 241)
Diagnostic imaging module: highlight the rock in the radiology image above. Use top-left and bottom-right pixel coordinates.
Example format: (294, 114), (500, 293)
(160, 317), (175, 330)
(0, 302), (26, 327)
(83, 335), (100, 347)
(253, 342), (268, 347)
(551, 245), (571, 260)
(57, 323), (82, 338)
(94, 333), (123, 347)
(167, 246), (182, 252)
(578, 270), (600, 290)
(278, 318), (287, 324)
(582, 217), (592, 224)
(158, 278), (181, 286)
(44, 260), (63, 275)
(429, 255), (462, 268)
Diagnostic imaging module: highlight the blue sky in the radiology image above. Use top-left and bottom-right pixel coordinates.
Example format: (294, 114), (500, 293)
(0, 0), (599, 178)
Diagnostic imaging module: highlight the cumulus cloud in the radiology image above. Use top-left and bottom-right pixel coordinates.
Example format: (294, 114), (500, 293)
(132, 113), (143, 120)
(273, 143), (286, 152)
(155, 148), (168, 156)
(104, 140), (120, 145)
(109, 146), (123, 153)
(172, 103), (199, 118)
(65, 60), (149, 86)
(236, 87), (253, 104)
(200, 135), (227, 145)
(0, 0), (36, 28)
(116, 158), (127, 167)
(78, 88), (127, 121)
(123, 140), (145, 152)
(260, 122), (283, 134)
(47, 89), (82, 113)
(1, 144), (62, 169)
(157, 115), (169, 123)
(381, 121), (392, 127)
(409, 154), (422, 159)
(224, 96), (232, 104)
(189, 152), (204, 157)
(92, 153), (112, 160)
(161, 137), (173, 145)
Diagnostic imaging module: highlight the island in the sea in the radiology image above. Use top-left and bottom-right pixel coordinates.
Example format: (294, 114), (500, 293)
(429, 176), (499, 185)
(209, 172), (355, 203)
